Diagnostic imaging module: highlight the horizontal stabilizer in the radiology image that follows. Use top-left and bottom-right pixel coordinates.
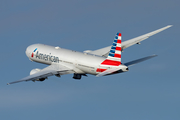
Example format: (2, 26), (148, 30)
(124, 55), (157, 67)
(96, 68), (120, 77)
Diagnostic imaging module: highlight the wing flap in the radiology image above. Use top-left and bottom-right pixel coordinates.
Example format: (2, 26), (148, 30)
(87, 46), (111, 57)
(121, 36), (149, 50)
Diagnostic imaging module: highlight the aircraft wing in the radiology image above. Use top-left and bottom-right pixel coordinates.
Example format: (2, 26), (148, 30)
(7, 63), (74, 85)
(86, 25), (172, 57)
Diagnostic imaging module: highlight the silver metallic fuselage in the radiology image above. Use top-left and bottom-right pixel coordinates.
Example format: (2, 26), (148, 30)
(25, 44), (128, 76)
(26, 44), (105, 75)
(26, 44), (127, 75)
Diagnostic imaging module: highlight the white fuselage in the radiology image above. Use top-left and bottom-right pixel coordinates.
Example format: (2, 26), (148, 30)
(25, 44), (127, 76)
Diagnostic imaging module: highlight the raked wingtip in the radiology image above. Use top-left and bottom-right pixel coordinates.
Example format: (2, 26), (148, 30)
(167, 25), (173, 27)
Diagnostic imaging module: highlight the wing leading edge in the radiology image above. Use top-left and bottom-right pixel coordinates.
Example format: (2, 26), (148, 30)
(87, 25), (172, 57)
(7, 63), (74, 85)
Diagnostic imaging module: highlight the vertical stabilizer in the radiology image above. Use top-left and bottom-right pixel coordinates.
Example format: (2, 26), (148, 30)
(101, 33), (121, 66)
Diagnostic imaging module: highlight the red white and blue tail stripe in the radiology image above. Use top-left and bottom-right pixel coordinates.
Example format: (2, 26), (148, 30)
(101, 33), (121, 66)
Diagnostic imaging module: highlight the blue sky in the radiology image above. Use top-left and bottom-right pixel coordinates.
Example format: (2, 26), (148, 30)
(0, 0), (179, 120)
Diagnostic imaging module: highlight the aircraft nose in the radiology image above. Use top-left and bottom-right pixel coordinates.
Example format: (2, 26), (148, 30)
(25, 45), (31, 58)
(25, 44), (37, 58)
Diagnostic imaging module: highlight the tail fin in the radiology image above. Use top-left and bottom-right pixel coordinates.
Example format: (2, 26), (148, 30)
(101, 33), (122, 66)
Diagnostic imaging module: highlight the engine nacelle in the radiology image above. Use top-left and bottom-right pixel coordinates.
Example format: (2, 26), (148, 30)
(30, 68), (47, 81)
(30, 68), (41, 75)
(73, 74), (82, 80)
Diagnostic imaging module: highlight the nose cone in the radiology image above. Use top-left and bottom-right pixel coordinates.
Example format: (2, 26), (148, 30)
(25, 44), (38, 58)
(25, 46), (30, 57)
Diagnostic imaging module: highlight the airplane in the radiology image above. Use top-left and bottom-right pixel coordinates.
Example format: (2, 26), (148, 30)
(7, 25), (172, 85)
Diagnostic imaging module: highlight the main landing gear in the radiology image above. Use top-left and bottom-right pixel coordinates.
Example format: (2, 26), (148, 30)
(73, 74), (87, 80)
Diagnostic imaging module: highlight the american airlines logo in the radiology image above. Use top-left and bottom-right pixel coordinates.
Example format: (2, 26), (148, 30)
(31, 48), (59, 63)
(31, 48), (37, 57)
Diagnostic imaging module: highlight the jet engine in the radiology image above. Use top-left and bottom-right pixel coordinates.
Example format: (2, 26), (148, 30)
(73, 74), (82, 80)
(30, 68), (41, 75)
(30, 68), (47, 81)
